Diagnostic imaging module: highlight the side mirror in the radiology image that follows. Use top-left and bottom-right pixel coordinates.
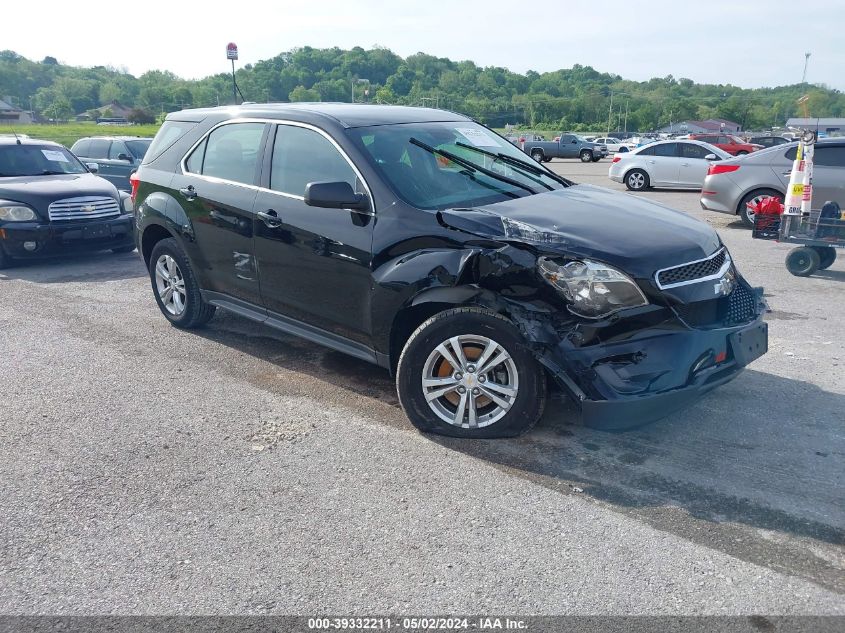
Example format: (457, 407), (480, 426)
(704, 153), (718, 161)
(85, 162), (99, 173)
(304, 181), (369, 211)
(117, 153), (132, 162)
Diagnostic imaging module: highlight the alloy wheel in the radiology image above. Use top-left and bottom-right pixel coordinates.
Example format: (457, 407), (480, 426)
(628, 172), (645, 189)
(154, 254), (187, 316)
(421, 334), (519, 429)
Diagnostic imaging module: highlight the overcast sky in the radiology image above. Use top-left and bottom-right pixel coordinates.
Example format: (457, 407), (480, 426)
(7, 0), (844, 90)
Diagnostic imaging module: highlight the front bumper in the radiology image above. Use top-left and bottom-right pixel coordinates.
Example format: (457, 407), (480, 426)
(542, 310), (768, 430)
(0, 214), (135, 259)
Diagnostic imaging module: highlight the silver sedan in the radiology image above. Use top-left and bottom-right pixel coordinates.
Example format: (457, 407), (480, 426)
(608, 140), (730, 191)
(699, 138), (845, 226)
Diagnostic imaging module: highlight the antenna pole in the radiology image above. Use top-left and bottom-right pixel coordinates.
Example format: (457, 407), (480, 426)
(801, 52), (811, 84)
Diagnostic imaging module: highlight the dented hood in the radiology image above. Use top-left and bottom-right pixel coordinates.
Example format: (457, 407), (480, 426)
(439, 184), (721, 279)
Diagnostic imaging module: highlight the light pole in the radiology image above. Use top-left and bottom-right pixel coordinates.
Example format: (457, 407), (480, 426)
(351, 78), (370, 103)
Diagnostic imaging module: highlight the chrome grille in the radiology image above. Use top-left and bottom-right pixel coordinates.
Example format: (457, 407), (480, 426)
(48, 196), (120, 222)
(656, 248), (729, 289)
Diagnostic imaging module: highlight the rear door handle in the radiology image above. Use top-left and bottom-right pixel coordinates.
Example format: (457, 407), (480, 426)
(257, 209), (282, 228)
(179, 185), (197, 201)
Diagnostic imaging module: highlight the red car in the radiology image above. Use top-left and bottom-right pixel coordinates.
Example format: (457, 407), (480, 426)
(688, 134), (763, 156)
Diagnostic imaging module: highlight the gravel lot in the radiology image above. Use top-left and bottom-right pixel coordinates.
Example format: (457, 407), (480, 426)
(1, 159), (842, 615)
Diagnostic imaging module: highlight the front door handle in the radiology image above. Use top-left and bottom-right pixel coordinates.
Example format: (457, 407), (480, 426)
(179, 185), (197, 201)
(257, 209), (282, 228)
(782, 171), (793, 177)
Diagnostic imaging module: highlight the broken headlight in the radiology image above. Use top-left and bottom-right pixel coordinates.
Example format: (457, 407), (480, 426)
(538, 257), (648, 319)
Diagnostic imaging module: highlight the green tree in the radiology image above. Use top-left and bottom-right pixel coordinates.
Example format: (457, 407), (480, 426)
(288, 85), (321, 102)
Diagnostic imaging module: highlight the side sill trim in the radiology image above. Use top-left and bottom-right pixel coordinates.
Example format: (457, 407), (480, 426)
(201, 290), (383, 367)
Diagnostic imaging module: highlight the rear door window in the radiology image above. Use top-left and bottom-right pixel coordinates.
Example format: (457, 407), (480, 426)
(194, 123), (266, 185)
(653, 143), (678, 157)
(680, 143), (710, 159)
(88, 139), (110, 159)
(814, 146), (845, 167)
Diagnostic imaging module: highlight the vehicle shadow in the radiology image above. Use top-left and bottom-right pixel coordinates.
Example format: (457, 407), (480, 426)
(814, 267), (845, 281)
(196, 312), (844, 555)
(0, 250), (147, 283)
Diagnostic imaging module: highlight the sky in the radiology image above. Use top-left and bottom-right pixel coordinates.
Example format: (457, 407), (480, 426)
(6, 0), (845, 90)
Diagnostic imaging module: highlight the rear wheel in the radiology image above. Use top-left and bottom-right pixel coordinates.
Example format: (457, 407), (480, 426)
(396, 307), (546, 439)
(625, 169), (649, 191)
(739, 189), (782, 228)
(149, 238), (216, 328)
(530, 149), (544, 162)
(580, 150), (593, 163)
(813, 246), (837, 270)
(785, 247), (820, 277)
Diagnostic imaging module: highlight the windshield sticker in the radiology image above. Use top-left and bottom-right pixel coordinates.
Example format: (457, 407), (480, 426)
(456, 127), (500, 147)
(41, 149), (69, 162)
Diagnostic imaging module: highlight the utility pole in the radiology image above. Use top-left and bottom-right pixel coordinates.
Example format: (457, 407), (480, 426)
(607, 91), (614, 138)
(624, 99), (629, 135)
(801, 52), (811, 84)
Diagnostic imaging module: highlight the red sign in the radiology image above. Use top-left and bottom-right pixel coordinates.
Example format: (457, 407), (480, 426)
(226, 43), (238, 61)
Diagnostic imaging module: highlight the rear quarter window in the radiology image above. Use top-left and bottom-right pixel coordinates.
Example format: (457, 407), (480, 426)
(142, 120), (199, 165)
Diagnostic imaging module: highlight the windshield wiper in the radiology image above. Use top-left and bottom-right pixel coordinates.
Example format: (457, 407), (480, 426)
(454, 142), (571, 188)
(409, 138), (538, 196)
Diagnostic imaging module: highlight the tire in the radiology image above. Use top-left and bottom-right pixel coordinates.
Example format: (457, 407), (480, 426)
(785, 247), (820, 277)
(112, 245), (136, 254)
(592, 156), (601, 162)
(396, 307), (547, 439)
(619, 146), (629, 153)
(530, 149), (544, 162)
(736, 151), (749, 156)
(813, 246), (837, 270)
(0, 246), (10, 270)
(624, 169), (649, 191)
(739, 189), (782, 228)
(148, 238), (216, 328)
(580, 150), (593, 163)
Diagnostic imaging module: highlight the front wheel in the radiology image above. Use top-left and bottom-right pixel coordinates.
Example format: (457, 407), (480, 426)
(736, 151), (749, 156)
(580, 150), (593, 163)
(591, 156), (601, 162)
(396, 307), (546, 439)
(785, 247), (820, 277)
(149, 238), (216, 328)
(0, 246), (10, 270)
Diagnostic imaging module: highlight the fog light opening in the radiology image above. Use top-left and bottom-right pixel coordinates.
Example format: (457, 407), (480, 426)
(23, 241), (38, 252)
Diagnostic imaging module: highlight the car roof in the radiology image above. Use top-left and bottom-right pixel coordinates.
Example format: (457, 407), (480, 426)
(167, 103), (473, 128)
(722, 137), (845, 163)
(74, 136), (153, 141)
(0, 137), (63, 147)
(632, 138), (730, 156)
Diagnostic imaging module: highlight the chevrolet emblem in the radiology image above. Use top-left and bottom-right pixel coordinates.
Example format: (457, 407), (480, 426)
(80, 204), (96, 213)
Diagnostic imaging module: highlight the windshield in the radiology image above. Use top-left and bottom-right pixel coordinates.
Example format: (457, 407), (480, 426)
(0, 145), (88, 177)
(347, 122), (568, 210)
(126, 139), (152, 159)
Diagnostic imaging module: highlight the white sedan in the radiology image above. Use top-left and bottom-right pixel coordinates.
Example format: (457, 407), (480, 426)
(608, 139), (731, 191)
(593, 137), (635, 153)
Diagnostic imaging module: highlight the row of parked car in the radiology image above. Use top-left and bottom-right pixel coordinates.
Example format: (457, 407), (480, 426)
(607, 136), (845, 227)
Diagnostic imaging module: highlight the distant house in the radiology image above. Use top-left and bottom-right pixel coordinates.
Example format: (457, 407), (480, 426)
(786, 118), (845, 135)
(0, 97), (34, 125)
(76, 100), (134, 123)
(658, 118), (742, 135)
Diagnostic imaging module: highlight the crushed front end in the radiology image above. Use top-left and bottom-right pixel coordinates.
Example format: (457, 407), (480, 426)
(526, 247), (768, 430)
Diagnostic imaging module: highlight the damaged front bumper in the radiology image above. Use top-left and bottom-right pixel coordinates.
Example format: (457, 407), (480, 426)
(532, 298), (768, 431)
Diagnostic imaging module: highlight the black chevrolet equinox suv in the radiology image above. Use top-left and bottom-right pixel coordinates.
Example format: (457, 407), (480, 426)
(133, 104), (768, 438)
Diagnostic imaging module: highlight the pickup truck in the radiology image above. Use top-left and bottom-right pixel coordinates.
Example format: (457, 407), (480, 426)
(523, 134), (608, 163)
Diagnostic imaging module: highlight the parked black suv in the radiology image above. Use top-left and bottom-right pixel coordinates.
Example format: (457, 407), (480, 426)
(71, 136), (153, 191)
(134, 104), (768, 438)
(0, 137), (135, 268)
